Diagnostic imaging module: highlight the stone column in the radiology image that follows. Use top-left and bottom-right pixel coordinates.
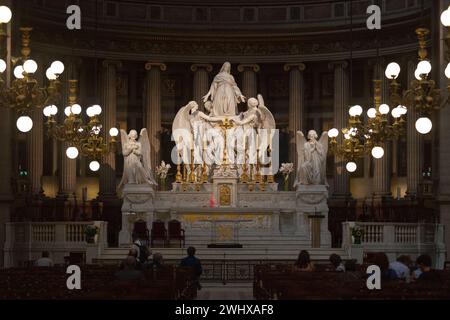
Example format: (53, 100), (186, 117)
(372, 63), (392, 200)
(57, 60), (77, 199)
(284, 63), (306, 166)
(191, 63), (212, 109)
(99, 60), (121, 199)
(144, 62), (166, 171)
(237, 64), (260, 98)
(406, 60), (423, 198)
(329, 61), (351, 198)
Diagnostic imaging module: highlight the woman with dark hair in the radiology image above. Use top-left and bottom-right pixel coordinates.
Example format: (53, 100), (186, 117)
(295, 250), (314, 271)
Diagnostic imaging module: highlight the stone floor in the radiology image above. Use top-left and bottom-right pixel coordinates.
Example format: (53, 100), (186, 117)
(196, 282), (254, 300)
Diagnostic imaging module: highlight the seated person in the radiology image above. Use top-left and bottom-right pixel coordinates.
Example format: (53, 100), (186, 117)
(329, 253), (346, 272)
(415, 254), (440, 282)
(133, 240), (151, 264)
(147, 252), (167, 270)
(373, 252), (397, 280)
(115, 256), (145, 282)
(119, 248), (142, 270)
(389, 255), (411, 281)
(294, 250), (314, 272)
(180, 247), (203, 289)
(34, 251), (54, 267)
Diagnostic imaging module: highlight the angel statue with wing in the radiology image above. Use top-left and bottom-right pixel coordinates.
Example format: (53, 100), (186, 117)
(118, 129), (156, 189)
(295, 130), (329, 186)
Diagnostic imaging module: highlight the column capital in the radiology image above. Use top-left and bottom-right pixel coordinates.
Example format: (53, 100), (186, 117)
(283, 63), (305, 72)
(328, 61), (348, 70)
(190, 63), (213, 73)
(237, 63), (260, 73)
(145, 62), (167, 72)
(102, 60), (122, 68)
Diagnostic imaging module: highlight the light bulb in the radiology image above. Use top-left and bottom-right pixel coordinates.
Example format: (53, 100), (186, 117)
(46, 67), (57, 80)
(23, 60), (38, 74)
(367, 108), (377, 119)
(371, 146), (385, 159)
(397, 105), (407, 115)
(109, 127), (119, 137)
(49, 105), (58, 116)
(344, 133), (351, 140)
(86, 107), (95, 118)
(385, 62), (401, 79)
(441, 7), (450, 27)
(66, 147), (79, 159)
(89, 161), (100, 172)
(414, 68), (422, 81)
(71, 104), (82, 115)
(346, 162), (357, 173)
(445, 63), (450, 79)
(415, 117), (432, 134)
(0, 59), (6, 73)
(64, 106), (72, 117)
(417, 60), (432, 75)
(349, 105), (363, 117)
(50, 61), (65, 75)
(379, 104), (390, 115)
(328, 128), (339, 138)
(14, 65), (24, 79)
(0, 6), (12, 24)
(16, 116), (33, 132)
(43, 106), (51, 117)
(391, 107), (401, 118)
(91, 104), (102, 115)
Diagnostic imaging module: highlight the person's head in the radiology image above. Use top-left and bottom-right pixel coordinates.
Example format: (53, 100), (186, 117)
(129, 130), (138, 140)
(220, 62), (231, 73)
(187, 246), (196, 257)
(373, 252), (390, 272)
(307, 130), (318, 140)
(397, 255), (412, 267)
(153, 253), (163, 265)
(204, 101), (212, 113)
(123, 256), (137, 270)
(247, 97), (258, 109)
(188, 101), (199, 112)
(134, 239), (142, 246)
(329, 254), (342, 268)
(42, 251), (49, 258)
(296, 250), (310, 268)
(128, 249), (138, 258)
(416, 254), (432, 271)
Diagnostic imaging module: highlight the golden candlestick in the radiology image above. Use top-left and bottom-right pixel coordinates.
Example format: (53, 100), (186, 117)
(267, 147), (274, 183)
(201, 163), (209, 183)
(189, 149), (196, 183)
(176, 150), (182, 183)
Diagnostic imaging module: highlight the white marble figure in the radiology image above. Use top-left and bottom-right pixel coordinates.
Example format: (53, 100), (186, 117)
(203, 62), (246, 117)
(118, 129), (156, 189)
(295, 130), (329, 186)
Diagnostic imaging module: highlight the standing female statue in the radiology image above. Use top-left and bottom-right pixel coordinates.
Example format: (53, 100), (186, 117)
(118, 129), (156, 189)
(203, 62), (246, 117)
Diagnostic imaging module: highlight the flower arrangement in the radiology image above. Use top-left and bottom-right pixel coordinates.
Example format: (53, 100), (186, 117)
(279, 163), (294, 191)
(351, 226), (364, 244)
(85, 225), (99, 244)
(156, 160), (171, 190)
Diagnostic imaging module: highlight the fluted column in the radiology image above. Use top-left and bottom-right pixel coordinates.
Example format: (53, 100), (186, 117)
(329, 61), (351, 198)
(99, 60), (121, 199)
(284, 63), (306, 166)
(57, 61), (77, 198)
(373, 63), (392, 200)
(191, 64), (213, 109)
(237, 64), (260, 98)
(144, 62), (166, 171)
(406, 60), (423, 198)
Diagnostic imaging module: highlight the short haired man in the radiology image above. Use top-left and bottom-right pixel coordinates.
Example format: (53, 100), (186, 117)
(180, 247), (203, 289)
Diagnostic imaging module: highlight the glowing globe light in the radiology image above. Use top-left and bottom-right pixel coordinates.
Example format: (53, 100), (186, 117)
(391, 107), (401, 118)
(66, 147), (79, 159)
(349, 105), (363, 117)
(367, 108), (377, 119)
(385, 62), (401, 79)
(91, 104), (102, 116)
(43, 106), (51, 117)
(23, 60), (38, 74)
(346, 162), (357, 173)
(16, 116), (33, 132)
(49, 105), (58, 116)
(109, 127), (119, 137)
(371, 146), (385, 159)
(71, 104), (82, 115)
(50, 61), (65, 75)
(86, 107), (95, 118)
(417, 60), (432, 75)
(397, 105), (407, 116)
(89, 161), (100, 172)
(445, 63), (450, 79)
(379, 104), (390, 115)
(441, 6), (450, 27)
(415, 117), (432, 134)
(327, 128), (339, 138)
(344, 133), (351, 140)
(0, 59), (6, 73)
(64, 106), (72, 117)
(46, 67), (57, 80)
(0, 6), (12, 24)
(14, 65), (24, 79)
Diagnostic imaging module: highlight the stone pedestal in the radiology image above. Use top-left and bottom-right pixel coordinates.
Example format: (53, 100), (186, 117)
(118, 184), (155, 247)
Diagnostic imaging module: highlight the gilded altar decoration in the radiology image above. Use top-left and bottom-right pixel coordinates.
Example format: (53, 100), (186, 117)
(219, 184), (231, 206)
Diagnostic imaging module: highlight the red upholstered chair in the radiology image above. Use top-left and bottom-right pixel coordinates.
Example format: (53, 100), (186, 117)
(132, 220), (150, 245)
(151, 220), (167, 247)
(168, 219), (185, 247)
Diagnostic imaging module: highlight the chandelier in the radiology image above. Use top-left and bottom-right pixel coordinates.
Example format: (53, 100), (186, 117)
(0, 5), (64, 132)
(43, 80), (118, 171)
